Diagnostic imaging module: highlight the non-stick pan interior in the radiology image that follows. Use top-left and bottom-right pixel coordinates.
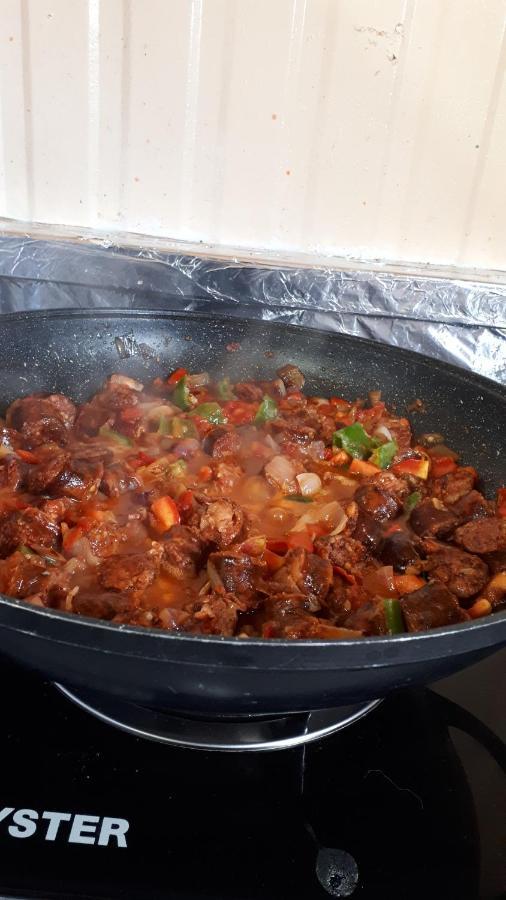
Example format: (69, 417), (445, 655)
(2, 308), (504, 492)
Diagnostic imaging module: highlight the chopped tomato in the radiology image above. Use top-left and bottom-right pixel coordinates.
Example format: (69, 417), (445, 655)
(177, 489), (194, 512)
(393, 458), (430, 480)
(266, 539), (289, 555)
(393, 574), (425, 594)
(384, 522), (404, 536)
(119, 405), (143, 423)
(329, 397), (351, 410)
(198, 465), (213, 482)
(334, 413), (355, 426)
(192, 415), (214, 437)
(151, 496), (180, 532)
(431, 457), (457, 478)
(286, 531), (314, 552)
(264, 549), (285, 572)
(324, 448), (334, 460)
(221, 400), (257, 425)
(497, 487), (506, 518)
(314, 403), (334, 416)
(349, 458), (381, 477)
(333, 565), (356, 585)
(17, 449), (39, 464)
(130, 451), (156, 469)
(62, 525), (84, 552)
(356, 402), (386, 424)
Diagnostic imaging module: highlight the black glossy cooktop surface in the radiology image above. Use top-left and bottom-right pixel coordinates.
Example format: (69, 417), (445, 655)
(0, 651), (504, 900)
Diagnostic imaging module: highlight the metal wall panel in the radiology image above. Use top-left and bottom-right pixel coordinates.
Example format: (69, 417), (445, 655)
(0, 0), (505, 269)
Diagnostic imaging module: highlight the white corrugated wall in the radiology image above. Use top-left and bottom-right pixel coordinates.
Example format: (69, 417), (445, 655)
(1, 0), (506, 270)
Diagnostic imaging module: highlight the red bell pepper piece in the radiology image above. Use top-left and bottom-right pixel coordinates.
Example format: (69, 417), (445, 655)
(393, 458), (430, 480)
(167, 367), (187, 385)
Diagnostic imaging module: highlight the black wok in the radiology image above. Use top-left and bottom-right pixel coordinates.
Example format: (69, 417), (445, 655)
(0, 308), (504, 716)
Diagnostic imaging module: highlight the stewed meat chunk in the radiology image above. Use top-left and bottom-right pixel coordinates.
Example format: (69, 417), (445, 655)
(0, 364), (501, 640)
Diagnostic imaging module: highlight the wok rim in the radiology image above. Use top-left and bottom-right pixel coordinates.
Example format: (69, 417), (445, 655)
(0, 305), (504, 659)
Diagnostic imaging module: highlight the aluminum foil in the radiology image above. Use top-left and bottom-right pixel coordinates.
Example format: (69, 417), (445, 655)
(0, 231), (504, 384)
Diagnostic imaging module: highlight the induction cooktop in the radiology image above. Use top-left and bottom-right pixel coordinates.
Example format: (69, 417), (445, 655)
(0, 650), (504, 900)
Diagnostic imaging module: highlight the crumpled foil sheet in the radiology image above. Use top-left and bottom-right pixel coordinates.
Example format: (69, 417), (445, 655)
(0, 233), (504, 384)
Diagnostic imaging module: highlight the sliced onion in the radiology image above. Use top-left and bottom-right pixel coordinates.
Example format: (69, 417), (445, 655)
(146, 403), (178, 421)
(66, 536), (100, 567)
(362, 565), (396, 598)
(270, 378), (287, 398)
(207, 559), (224, 590)
(109, 374), (144, 392)
(187, 372), (210, 388)
(308, 440), (325, 461)
(374, 424), (393, 442)
(239, 535), (267, 557)
(264, 455), (296, 492)
(173, 438), (200, 459)
(264, 434), (280, 452)
(329, 505), (349, 535)
(296, 472), (322, 497)
(291, 500), (347, 533)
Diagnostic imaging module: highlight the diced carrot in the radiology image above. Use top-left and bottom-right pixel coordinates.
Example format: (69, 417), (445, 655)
(333, 565), (356, 585)
(331, 450), (351, 466)
(151, 496), (180, 532)
(468, 599), (492, 619)
(167, 367), (187, 385)
(431, 457), (458, 478)
(119, 405), (143, 423)
(198, 465), (213, 482)
(17, 449), (39, 464)
(393, 458), (430, 480)
(394, 574), (425, 595)
(264, 549), (285, 572)
(177, 489), (194, 512)
(496, 487), (506, 518)
(349, 458), (381, 477)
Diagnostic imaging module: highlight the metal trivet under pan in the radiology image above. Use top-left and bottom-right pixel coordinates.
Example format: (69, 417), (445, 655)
(56, 683), (381, 752)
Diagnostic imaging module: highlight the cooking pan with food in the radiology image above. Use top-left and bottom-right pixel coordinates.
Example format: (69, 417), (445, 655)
(0, 309), (504, 716)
